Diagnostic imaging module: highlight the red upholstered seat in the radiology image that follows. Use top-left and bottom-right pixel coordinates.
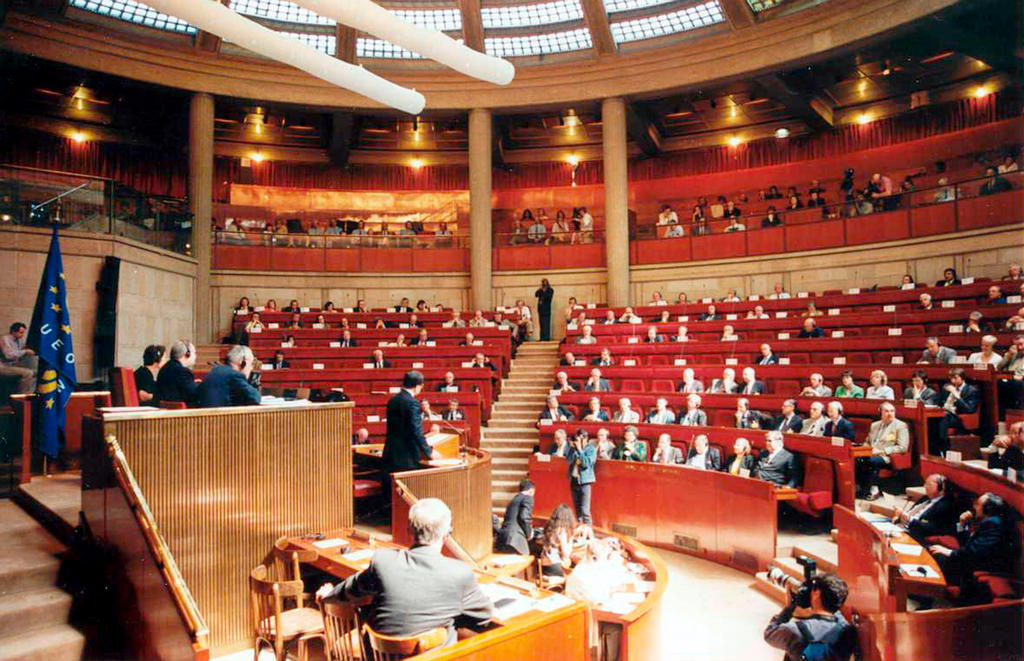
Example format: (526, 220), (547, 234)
(651, 379), (675, 393)
(110, 367), (139, 407)
(925, 535), (959, 550)
(788, 456), (834, 518)
(621, 379), (645, 393)
(975, 573), (1023, 602)
(354, 478), (383, 499)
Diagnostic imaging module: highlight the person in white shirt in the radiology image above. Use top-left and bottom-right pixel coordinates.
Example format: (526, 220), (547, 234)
(721, 325), (739, 341)
(577, 207), (594, 244)
(613, 397), (641, 424)
(800, 401), (827, 436)
(583, 397), (609, 422)
(649, 291), (667, 306)
(747, 305), (769, 320)
(576, 325), (597, 345)
(677, 368), (704, 394)
(646, 398), (676, 424)
(968, 335), (1003, 366)
(594, 428), (616, 459)
(801, 373), (833, 398)
(739, 366), (764, 395)
(686, 434), (721, 470)
(665, 224), (685, 238)
(725, 218), (746, 232)
(768, 283), (791, 300)
(618, 307), (641, 324)
(710, 368), (739, 394)
(674, 326), (689, 342)
(678, 394), (707, 426)
(657, 205), (679, 226)
(547, 428), (570, 457)
(866, 369), (896, 400)
(564, 538), (633, 607)
(721, 289), (742, 303)
(997, 155), (1019, 174)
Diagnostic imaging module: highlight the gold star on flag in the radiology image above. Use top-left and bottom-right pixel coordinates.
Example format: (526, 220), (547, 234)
(45, 398), (55, 409)
(60, 324), (72, 334)
(49, 286), (59, 294)
(59, 272), (65, 279)
(50, 303), (62, 313)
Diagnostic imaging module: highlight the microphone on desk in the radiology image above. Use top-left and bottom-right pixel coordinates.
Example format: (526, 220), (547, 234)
(437, 419), (469, 448)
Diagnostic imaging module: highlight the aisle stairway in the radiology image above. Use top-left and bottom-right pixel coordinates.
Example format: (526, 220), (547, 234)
(753, 536), (840, 605)
(483, 341), (560, 511)
(0, 501), (83, 661)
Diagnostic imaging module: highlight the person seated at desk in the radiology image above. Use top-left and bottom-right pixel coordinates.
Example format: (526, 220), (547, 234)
(644, 326), (665, 343)
(756, 431), (799, 487)
(560, 351), (577, 367)
(448, 311), (467, 328)
(723, 437), (757, 475)
(656, 310), (672, 324)
(892, 473), (954, 542)
(282, 299), (301, 313)
(700, 304), (720, 321)
(286, 312), (302, 329)
(801, 301), (823, 318)
(965, 311), (993, 334)
(918, 292), (935, 311)
(987, 422), (1024, 474)
(720, 325), (740, 342)
(409, 329), (429, 346)
(997, 334), (1024, 411)
(866, 369), (896, 400)
(801, 373), (833, 398)
(651, 433), (684, 464)
(468, 310), (488, 328)
(584, 368), (611, 393)
(772, 399), (803, 433)
(157, 340), (199, 405)
(613, 426), (647, 462)
(392, 333), (408, 348)
(592, 348), (615, 367)
(538, 396), (573, 424)
(929, 492), (1021, 604)
(834, 371), (864, 398)
(135, 344), (167, 405)
(686, 434), (722, 470)
(336, 329), (357, 348)
(539, 504), (576, 577)
(739, 367), (765, 396)
(619, 307), (642, 324)
(316, 498), (493, 647)
(437, 371), (459, 392)
(936, 367), (980, 456)
(602, 310), (617, 325)
(420, 399), (442, 421)
(441, 399), (464, 421)
(352, 427), (371, 445)
(471, 352), (496, 370)
(551, 371), (579, 395)
(735, 398), (766, 429)
(612, 397), (641, 423)
(710, 367), (740, 394)
(496, 479), (535, 555)
(798, 317), (825, 338)
(677, 368), (705, 394)
(747, 305), (770, 320)
(678, 394), (708, 426)
(902, 370), (940, 405)
(459, 332), (477, 347)
(242, 311), (266, 340)
(370, 349), (391, 369)
(918, 337), (956, 364)
(800, 401), (827, 436)
(196, 345), (261, 408)
(823, 401), (856, 442)
(967, 335), (1002, 367)
(857, 402), (910, 500)
(547, 429), (570, 457)
(576, 325), (597, 345)
(594, 428), (616, 459)
(673, 325), (690, 343)
(582, 397), (609, 422)
(646, 397), (676, 424)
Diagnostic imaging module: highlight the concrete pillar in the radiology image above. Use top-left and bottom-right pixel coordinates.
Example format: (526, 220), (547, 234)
(602, 97), (630, 307)
(468, 108), (493, 311)
(189, 92), (214, 343)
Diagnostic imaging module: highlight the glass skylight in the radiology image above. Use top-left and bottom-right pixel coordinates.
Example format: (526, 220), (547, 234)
(485, 28), (592, 57)
(391, 9), (462, 31)
(70, 0), (195, 33)
(610, 1), (723, 43)
(481, 0), (584, 28)
(278, 31), (337, 55)
(232, 0), (334, 25)
(357, 38), (423, 59)
(603, 0), (678, 13)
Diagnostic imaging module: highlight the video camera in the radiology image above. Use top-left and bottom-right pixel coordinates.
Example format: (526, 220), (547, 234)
(766, 555), (818, 608)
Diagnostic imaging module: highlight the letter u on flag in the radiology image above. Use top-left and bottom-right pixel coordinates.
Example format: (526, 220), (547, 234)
(27, 228), (77, 459)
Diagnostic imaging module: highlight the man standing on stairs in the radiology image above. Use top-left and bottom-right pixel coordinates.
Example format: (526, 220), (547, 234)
(535, 279), (554, 341)
(566, 430), (596, 524)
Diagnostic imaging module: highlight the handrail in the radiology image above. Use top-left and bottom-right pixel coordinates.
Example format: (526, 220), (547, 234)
(105, 435), (210, 650)
(392, 473), (480, 569)
(0, 163), (115, 182)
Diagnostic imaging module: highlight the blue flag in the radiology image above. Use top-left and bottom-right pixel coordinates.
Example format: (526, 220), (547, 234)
(27, 228), (77, 459)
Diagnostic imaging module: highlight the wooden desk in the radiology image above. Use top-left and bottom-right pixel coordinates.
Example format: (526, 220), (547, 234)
(286, 531), (588, 661)
(354, 434), (460, 466)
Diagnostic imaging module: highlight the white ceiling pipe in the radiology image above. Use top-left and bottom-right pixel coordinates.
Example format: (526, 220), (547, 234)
(140, 0), (425, 114)
(294, 0), (515, 85)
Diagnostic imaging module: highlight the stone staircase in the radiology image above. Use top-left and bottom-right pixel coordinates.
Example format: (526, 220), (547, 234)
(0, 501), (84, 661)
(483, 341), (560, 511)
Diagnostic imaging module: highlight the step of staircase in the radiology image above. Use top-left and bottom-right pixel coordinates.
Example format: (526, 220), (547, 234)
(0, 626), (85, 661)
(0, 588), (73, 635)
(790, 542), (839, 573)
(752, 572), (788, 605)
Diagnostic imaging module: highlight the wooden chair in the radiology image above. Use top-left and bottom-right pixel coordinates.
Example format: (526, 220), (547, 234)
(535, 557), (566, 592)
(319, 597), (363, 661)
(109, 367), (139, 407)
(271, 538), (318, 607)
(249, 564), (326, 661)
(363, 623), (446, 661)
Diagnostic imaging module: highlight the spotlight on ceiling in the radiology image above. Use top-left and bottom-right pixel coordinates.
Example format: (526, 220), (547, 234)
(727, 135), (743, 148)
(774, 127), (790, 139)
(566, 153), (580, 167)
(972, 85), (990, 99)
(250, 150), (266, 163)
(856, 112), (872, 125)
(69, 131), (88, 144)
(409, 157), (424, 169)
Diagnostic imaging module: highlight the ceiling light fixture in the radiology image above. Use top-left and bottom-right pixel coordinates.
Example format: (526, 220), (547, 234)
(774, 127), (790, 139)
(69, 131), (87, 144)
(856, 112), (872, 125)
(409, 157), (424, 169)
(727, 136), (743, 148)
(972, 85), (989, 99)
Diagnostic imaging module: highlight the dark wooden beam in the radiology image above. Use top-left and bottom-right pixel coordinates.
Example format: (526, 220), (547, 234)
(579, 0), (615, 55)
(457, 0), (485, 52)
(328, 112), (355, 167)
(717, 0), (755, 29)
(336, 25), (357, 63)
(625, 103), (661, 157)
(756, 74), (834, 133)
(194, 0), (229, 53)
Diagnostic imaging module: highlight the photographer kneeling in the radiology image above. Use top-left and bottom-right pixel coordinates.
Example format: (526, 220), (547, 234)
(763, 560), (857, 661)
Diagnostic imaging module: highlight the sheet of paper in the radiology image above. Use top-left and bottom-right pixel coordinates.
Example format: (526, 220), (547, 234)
(535, 594), (575, 613)
(342, 549), (374, 562)
(869, 520), (902, 534)
(493, 598), (536, 620)
(891, 543), (923, 556)
(479, 583), (522, 603)
(901, 563), (940, 579)
(312, 538), (349, 550)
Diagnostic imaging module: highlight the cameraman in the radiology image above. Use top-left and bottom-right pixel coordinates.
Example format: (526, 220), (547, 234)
(764, 572), (856, 661)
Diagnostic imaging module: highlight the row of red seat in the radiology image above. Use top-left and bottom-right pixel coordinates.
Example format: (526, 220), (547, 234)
(237, 345), (510, 377)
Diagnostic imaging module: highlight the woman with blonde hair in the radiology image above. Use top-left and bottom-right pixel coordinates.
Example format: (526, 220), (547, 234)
(866, 369), (895, 400)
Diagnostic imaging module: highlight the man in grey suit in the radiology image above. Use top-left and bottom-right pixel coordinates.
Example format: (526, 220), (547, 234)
(678, 394), (708, 426)
(317, 498), (493, 646)
(651, 433), (684, 464)
(756, 431), (799, 487)
(919, 337), (957, 365)
(496, 479), (535, 555)
(857, 402), (911, 500)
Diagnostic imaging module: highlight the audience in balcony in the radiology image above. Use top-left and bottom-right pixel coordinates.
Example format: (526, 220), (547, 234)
(658, 205), (679, 226)
(233, 296), (254, 315)
(471, 352), (496, 370)
(583, 397), (609, 422)
(613, 426), (647, 462)
(686, 434), (722, 470)
(756, 432), (798, 487)
(665, 223), (685, 238)
(725, 217), (746, 232)
(834, 371), (865, 398)
(747, 305), (769, 320)
(773, 399), (803, 433)
(979, 166), (1012, 196)
(527, 215), (547, 244)
(577, 207), (595, 244)
(857, 402), (910, 500)
(679, 394), (708, 426)
(645, 398), (676, 424)
(677, 369), (705, 394)
(550, 211), (572, 245)
(866, 370), (896, 400)
(370, 349), (391, 369)
(651, 433), (684, 465)
(768, 283), (790, 300)
(936, 268), (961, 287)
(700, 305), (720, 321)
(919, 337), (956, 364)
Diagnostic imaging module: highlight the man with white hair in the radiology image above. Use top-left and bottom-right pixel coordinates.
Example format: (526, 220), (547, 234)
(800, 373), (833, 398)
(967, 335), (1002, 366)
(677, 367), (704, 393)
(800, 401), (827, 436)
(679, 394), (707, 426)
(756, 431), (798, 487)
(646, 398), (676, 424)
(857, 402), (910, 500)
(317, 498), (492, 646)
(612, 397), (640, 423)
(740, 367), (765, 396)
(823, 400), (856, 442)
(584, 368), (611, 393)
(196, 344), (260, 407)
(157, 339), (199, 404)
(652, 433), (684, 464)
(710, 368), (739, 394)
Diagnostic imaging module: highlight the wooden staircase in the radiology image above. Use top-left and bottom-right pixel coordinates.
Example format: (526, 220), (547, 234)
(482, 341), (560, 511)
(753, 537), (840, 605)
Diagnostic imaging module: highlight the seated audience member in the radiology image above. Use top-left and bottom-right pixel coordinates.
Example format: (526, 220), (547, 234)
(765, 185), (783, 200)
(645, 326), (665, 343)
(723, 437), (757, 475)
(801, 373), (833, 398)
(338, 329), (357, 348)
(459, 332), (476, 346)
(997, 335), (1024, 410)
(393, 297), (413, 313)
(936, 267), (961, 287)
(768, 283), (790, 300)
(471, 353), (496, 370)
(700, 305), (720, 321)
(978, 166), (1012, 196)
(763, 573), (856, 661)
(560, 351), (577, 367)
(893, 473), (954, 541)
(350, 299), (366, 313)
(618, 307), (642, 324)
(135, 344), (167, 404)
(316, 497), (492, 645)
(551, 371), (579, 394)
(800, 401), (827, 436)
(269, 350), (289, 370)
(721, 289), (742, 303)
(370, 349), (391, 369)
(757, 343), (780, 365)
(196, 345), (261, 408)
(264, 299), (278, 311)
(918, 292), (934, 311)
(773, 399), (803, 433)
(233, 296), (254, 315)
(323, 301), (338, 313)
(747, 305), (769, 320)
(823, 401), (856, 441)
(243, 311), (265, 338)
(674, 326), (690, 343)
(441, 399), (464, 421)
(651, 433), (684, 464)
(546, 428), (571, 457)
(437, 371), (458, 391)
(735, 398), (765, 429)
(802, 301), (823, 318)
(540, 504), (577, 578)
(866, 369), (896, 400)
(287, 312), (302, 329)
(646, 398), (676, 424)
(352, 427), (371, 445)
(280, 335), (296, 348)
(527, 216), (547, 244)
(965, 311), (993, 334)
(282, 299), (300, 313)
(857, 402), (910, 500)
(983, 285), (1007, 305)
(798, 317), (825, 338)
(762, 206), (783, 227)
(538, 396), (573, 424)
(592, 348), (615, 367)
(576, 325), (597, 345)
(584, 368), (611, 393)
(612, 397), (641, 423)
(448, 311), (467, 328)
(723, 200), (742, 220)
(665, 223), (685, 238)
(157, 340), (199, 404)
(967, 335), (1002, 366)
(420, 399), (442, 421)
(900, 275), (915, 287)
(656, 310), (672, 324)
(998, 156), (1019, 175)
(1005, 263), (1022, 281)
(807, 190), (827, 208)
(392, 333), (408, 348)
(657, 205), (679, 226)
(902, 370), (940, 405)
(373, 318), (388, 330)
(602, 310), (617, 325)
(710, 368), (739, 394)
(468, 310), (489, 328)
(755, 431), (798, 487)
(582, 397), (610, 422)
(834, 371), (864, 398)
(613, 426), (647, 462)
(739, 367), (765, 396)
(678, 394), (708, 426)
(988, 422), (1024, 473)
(720, 325), (739, 341)
(936, 368), (980, 455)
(677, 368), (705, 394)
(594, 428), (616, 459)
(929, 493), (1020, 603)
(686, 434), (722, 471)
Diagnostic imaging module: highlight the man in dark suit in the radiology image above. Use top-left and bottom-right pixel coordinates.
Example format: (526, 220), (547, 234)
(901, 370), (940, 405)
(370, 349), (392, 369)
(893, 473), (954, 542)
(393, 297), (413, 313)
(685, 434), (722, 470)
(382, 371), (440, 473)
(756, 432), (799, 487)
(338, 330), (358, 348)
(559, 352), (578, 367)
(495, 479), (535, 555)
(317, 498), (492, 645)
(591, 348), (615, 367)
(936, 367), (980, 455)
(157, 340), (199, 404)
(823, 401), (856, 442)
(196, 345), (261, 408)
(757, 343), (780, 365)
(739, 367), (765, 396)
(441, 400), (465, 421)
(722, 437), (758, 475)
(798, 318), (825, 338)
(773, 399), (803, 433)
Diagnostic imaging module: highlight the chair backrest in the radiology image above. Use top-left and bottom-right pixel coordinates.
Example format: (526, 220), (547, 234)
(249, 564), (304, 639)
(158, 400), (188, 410)
(321, 598), (363, 661)
(803, 456), (835, 495)
(110, 367), (139, 407)
(271, 538), (318, 608)
(363, 624), (447, 661)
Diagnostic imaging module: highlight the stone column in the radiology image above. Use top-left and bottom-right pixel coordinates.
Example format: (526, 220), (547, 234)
(189, 92), (214, 343)
(602, 97), (630, 307)
(468, 108), (493, 311)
